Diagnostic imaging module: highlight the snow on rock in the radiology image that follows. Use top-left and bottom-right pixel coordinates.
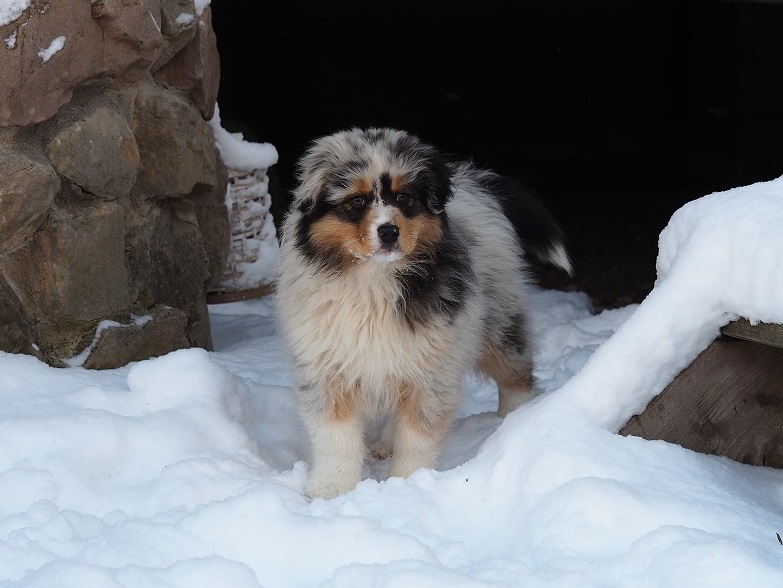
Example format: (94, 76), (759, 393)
(194, 0), (211, 17)
(37, 35), (65, 63)
(0, 0), (30, 27)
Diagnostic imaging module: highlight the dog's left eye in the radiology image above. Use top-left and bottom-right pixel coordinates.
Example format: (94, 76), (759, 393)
(396, 193), (409, 203)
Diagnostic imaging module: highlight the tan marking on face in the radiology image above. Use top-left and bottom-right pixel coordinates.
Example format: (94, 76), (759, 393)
(396, 212), (443, 257)
(308, 215), (372, 263)
(348, 176), (373, 196)
(390, 174), (405, 193)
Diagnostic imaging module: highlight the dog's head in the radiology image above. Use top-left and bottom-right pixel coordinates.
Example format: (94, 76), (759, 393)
(289, 128), (453, 270)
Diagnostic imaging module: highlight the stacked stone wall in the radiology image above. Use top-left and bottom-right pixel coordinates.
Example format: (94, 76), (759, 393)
(0, 0), (229, 368)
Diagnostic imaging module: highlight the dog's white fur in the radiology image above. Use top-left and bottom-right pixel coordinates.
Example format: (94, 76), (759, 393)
(276, 128), (571, 498)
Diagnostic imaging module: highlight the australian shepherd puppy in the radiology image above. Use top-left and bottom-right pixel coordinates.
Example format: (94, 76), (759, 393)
(277, 128), (572, 499)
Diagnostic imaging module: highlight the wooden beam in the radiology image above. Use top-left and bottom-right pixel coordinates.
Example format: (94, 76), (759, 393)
(621, 336), (783, 468)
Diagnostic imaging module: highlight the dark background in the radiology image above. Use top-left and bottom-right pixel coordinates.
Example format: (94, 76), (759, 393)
(211, 0), (783, 309)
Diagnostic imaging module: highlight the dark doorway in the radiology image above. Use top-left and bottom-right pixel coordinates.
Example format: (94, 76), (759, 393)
(211, 0), (783, 308)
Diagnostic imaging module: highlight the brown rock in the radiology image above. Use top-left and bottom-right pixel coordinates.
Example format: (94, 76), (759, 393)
(0, 198), (133, 363)
(125, 199), (213, 349)
(190, 159), (231, 292)
(153, 5), (221, 119)
(81, 305), (190, 369)
(0, 1), (100, 126)
(87, 0), (164, 85)
(0, 1), (232, 368)
(45, 106), (140, 199)
(0, 142), (60, 255)
(131, 81), (219, 198)
(0, 0), (167, 126)
(0, 275), (37, 356)
(0, 199), (130, 328)
(151, 0), (198, 71)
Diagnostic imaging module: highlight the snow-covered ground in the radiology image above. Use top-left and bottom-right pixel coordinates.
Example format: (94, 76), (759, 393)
(1, 176), (783, 586)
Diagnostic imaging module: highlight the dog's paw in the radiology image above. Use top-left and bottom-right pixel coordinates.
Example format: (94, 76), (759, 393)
(305, 473), (358, 500)
(369, 441), (393, 460)
(497, 387), (540, 417)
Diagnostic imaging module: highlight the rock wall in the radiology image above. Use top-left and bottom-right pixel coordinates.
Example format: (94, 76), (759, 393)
(0, 0), (229, 368)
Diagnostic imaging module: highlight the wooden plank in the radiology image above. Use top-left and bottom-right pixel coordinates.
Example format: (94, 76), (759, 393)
(621, 337), (783, 468)
(206, 283), (275, 304)
(721, 318), (783, 349)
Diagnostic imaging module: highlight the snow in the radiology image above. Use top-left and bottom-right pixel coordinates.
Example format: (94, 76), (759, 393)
(1, 176), (783, 586)
(208, 103), (280, 291)
(0, 0), (29, 28)
(194, 0), (211, 17)
(3, 30), (16, 49)
(175, 12), (195, 26)
(208, 103), (278, 173)
(62, 315), (153, 368)
(37, 35), (64, 63)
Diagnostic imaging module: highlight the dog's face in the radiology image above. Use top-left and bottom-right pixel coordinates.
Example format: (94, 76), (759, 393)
(290, 128), (453, 271)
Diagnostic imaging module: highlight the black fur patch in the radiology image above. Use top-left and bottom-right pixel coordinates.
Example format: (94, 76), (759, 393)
(330, 160), (367, 190)
(476, 172), (568, 267)
(395, 219), (475, 326)
(501, 313), (528, 356)
(293, 197), (347, 272)
(416, 154), (453, 214)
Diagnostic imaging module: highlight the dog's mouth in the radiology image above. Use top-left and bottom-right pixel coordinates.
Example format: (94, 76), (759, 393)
(351, 244), (403, 263)
(371, 247), (403, 262)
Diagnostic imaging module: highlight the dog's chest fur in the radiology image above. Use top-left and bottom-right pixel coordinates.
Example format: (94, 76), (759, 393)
(285, 264), (468, 397)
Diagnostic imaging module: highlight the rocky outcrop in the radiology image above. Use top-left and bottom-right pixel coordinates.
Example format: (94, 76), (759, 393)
(0, 140), (60, 255)
(0, 0), (219, 126)
(0, 0), (229, 369)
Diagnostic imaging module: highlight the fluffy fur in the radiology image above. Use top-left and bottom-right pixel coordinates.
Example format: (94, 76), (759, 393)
(276, 128), (572, 499)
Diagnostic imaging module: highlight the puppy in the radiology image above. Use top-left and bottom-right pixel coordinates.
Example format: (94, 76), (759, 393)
(276, 128), (571, 499)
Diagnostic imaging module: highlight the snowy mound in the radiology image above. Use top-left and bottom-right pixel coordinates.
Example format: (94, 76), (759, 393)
(1, 176), (782, 586)
(552, 175), (783, 431)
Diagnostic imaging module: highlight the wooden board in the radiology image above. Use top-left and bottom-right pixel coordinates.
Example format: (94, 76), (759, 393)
(206, 283), (275, 305)
(621, 336), (783, 468)
(720, 318), (783, 349)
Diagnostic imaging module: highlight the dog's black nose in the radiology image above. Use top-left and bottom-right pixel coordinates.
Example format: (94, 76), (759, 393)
(377, 223), (399, 245)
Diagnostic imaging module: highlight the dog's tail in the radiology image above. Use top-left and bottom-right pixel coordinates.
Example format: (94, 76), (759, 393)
(490, 175), (573, 276)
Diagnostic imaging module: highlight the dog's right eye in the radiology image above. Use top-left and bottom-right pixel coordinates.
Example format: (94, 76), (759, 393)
(349, 196), (366, 207)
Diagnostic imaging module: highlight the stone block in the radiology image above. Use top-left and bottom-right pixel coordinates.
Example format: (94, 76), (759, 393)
(81, 305), (191, 369)
(154, 5), (221, 119)
(125, 199), (213, 349)
(45, 106), (140, 199)
(132, 82), (219, 198)
(0, 0), (168, 126)
(1, 200), (130, 325)
(0, 143), (60, 255)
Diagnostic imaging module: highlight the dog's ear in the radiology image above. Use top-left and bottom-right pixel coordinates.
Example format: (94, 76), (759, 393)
(295, 191), (319, 216)
(292, 185), (321, 217)
(292, 146), (332, 216)
(421, 154), (454, 214)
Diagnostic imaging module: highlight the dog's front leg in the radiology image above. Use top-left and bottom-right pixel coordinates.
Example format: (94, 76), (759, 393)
(388, 383), (458, 479)
(300, 381), (365, 499)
